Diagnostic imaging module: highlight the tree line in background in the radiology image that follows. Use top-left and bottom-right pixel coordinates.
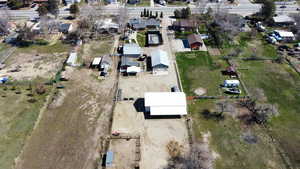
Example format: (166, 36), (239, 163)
(174, 7), (191, 19)
(140, 9), (163, 18)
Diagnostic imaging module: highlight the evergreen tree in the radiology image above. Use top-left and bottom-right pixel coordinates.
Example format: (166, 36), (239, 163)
(47, 0), (59, 17)
(260, 0), (275, 20)
(37, 4), (48, 16)
(70, 2), (80, 18)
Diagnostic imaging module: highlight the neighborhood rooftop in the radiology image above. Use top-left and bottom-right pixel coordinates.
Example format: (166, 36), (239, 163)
(123, 43), (142, 55)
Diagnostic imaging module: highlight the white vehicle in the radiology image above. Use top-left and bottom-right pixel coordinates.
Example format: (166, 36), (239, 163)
(256, 22), (266, 32)
(266, 36), (277, 44)
(223, 80), (240, 88)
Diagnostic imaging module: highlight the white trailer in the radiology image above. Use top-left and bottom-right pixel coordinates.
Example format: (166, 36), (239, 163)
(223, 80), (240, 87)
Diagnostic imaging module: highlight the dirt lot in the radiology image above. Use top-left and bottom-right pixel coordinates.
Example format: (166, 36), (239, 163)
(109, 17), (189, 169)
(108, 139), (137, 169)
(14, 37), (119, 169)
(0, 48), (68, 81)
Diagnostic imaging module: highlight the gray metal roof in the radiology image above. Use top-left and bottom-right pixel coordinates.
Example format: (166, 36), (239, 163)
(123, 43), (141, 55)
(273, 15), (295, 23)
(121, 56), (140, 67)
(151, 49), (169, 67)
(105, 151), (114, 167)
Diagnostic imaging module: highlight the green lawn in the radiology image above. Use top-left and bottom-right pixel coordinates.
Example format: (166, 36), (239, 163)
(176, 52), (289, 169)
(176, 51), (227, 96)
(17, 41), (71, 54)
(238, 60), (300, 168)
(137, 31), (146, 47)
(0, 43), (10, 53)
(189, 100), (286, 169)
(176, 35), (300, 168)
(0, 81), (51, 169)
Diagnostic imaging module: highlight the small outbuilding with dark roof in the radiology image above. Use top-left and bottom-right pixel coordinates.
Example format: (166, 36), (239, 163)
(187, 34), (204, 50)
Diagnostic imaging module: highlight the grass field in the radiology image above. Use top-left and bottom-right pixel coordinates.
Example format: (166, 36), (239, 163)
(175, 51), (247, 96)
(0, 43), (10, 53)
(17, 41), (72, 54)
(0, 81), (51, 169)
(137, 31), (146, 47)
(238, 60), (300, 168)
(176, 35), (300, 168)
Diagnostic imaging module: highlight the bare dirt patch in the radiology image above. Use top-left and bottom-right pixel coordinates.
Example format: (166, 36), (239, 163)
(0, 52), (66, 81)
(208, 47), (221, 56)
(194, 87), (207, 96)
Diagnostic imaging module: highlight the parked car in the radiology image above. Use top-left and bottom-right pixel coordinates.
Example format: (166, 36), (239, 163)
(224, 88), (241, 95)
(270, 32), (283, 41)
(31, 3), (37, 8)
(278, 45), (291, 51)
(171, 86), (180, 92)
(266, 36), (277, 44)
(280, 5), (287, 8)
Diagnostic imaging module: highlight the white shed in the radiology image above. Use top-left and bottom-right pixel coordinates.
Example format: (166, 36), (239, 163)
(66, 52), (79, 67)
(151, 49), (169, 75)
(144, 92), (187, 116)
(92, 57), (102, 67)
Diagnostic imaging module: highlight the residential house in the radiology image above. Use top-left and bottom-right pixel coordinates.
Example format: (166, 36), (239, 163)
(0, 0), (7, 6)
(106, 0), (117, 3)
(151, 49), (169, 75)
(120, 56), (140, 72)
(4, 33), (19, 44)
(128, 0), (140, 4)
(123, 43), (142, 58)
(59, 23), (73, 34)
(187, 34), (204, 50)
(95, 19), (119, 33)
(100, 55), (112, 70)
(65, 0), (80, 5)
(31, 22), (41, 34)
(172, 19), (198, 31)
(66, 52), (79, 66)
(273, 15), (296, 26)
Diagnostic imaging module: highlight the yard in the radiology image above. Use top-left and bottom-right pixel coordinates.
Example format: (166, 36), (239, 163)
(16, 41), (72, 54)
(176, 34), (300, 168)
(137, 31), (146, 47)
(0, 80), (51, 169)
(176, 51), (247, 96)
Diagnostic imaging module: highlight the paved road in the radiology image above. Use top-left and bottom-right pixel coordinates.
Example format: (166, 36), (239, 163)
(1, 1), (299, 20)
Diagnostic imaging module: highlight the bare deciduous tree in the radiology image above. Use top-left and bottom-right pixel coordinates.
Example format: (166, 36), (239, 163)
(39, 17), (60, 34)
(0, 17), (9, 35)
(290, 14), (300, 40)
(118, 7), (128, 33)
(164, 143), (214, 169)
